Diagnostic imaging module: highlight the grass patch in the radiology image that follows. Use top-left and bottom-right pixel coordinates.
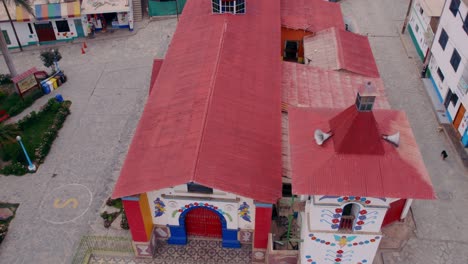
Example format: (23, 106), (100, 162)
(0, 99), (71, 175)
(0, 203), (19, 245)
(0, 85), (45, 118)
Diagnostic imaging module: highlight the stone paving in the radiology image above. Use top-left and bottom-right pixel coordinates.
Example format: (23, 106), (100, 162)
(0, 18), (177, 263)
(340, 0), (468, 263)
(88, 239), (252, 264)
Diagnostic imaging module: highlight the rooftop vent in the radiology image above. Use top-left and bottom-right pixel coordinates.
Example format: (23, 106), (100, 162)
(382, 132), (400, 147)
(314, 129), (333, 145)
(212, 0), (245, 14)
(355, 81), (377, 112)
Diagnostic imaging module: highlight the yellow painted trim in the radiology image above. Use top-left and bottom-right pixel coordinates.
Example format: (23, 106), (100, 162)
(139, 193), (153, 239)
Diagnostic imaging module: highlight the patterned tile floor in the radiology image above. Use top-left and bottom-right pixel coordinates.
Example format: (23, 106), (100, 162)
(88, 239), (252, 264)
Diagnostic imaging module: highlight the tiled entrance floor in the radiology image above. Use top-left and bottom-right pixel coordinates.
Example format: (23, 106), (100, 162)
(88, 239), (252, 264)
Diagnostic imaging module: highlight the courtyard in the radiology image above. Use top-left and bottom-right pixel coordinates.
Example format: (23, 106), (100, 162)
(0, 0), (467, 263)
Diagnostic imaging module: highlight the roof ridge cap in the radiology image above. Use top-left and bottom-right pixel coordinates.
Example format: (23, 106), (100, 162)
(191, 19), (229, 183)
(334, 27), (345, 70)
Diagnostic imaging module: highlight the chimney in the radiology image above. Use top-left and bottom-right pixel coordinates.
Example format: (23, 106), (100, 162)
(355, 81), (377, 112)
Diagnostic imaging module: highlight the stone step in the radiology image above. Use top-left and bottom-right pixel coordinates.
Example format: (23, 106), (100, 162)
(132, 0), (143, 21)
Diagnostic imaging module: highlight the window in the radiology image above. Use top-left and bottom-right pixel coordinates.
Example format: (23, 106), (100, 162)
(339, 203), (359, 231)
(437, 67), (445, 82)
(450, 92), (459, 106)
(420, 7), (424, 15)
(56, 20), (70, 33)
(415, 24), (419, 32)
(212, 0), (245, 14)
(438, 29), (448, 50)
(1, 30), (11, 45)
(187, 183), (213, 194)
(450, 49), (461, 72)
(449, 0), (460, 16)
(355, 92), (375, 112)
(27, 23), (33, 34)
(282, 183), (292, 197)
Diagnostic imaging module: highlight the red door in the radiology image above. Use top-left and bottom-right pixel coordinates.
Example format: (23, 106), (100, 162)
(185, 208), (222, 238)
(382, 199), (406, 227)
(34, 22), (56, 42)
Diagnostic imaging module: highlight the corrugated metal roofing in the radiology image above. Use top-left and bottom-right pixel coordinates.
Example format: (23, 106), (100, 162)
(282, 62), (390, 109)
(288, 106), (435, 199)
(303, 27), (380, 78)
(280, 0), (345, 31)
(112, 0), (282, 203)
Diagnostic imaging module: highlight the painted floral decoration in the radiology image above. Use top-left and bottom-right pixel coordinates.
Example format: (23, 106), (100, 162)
(171, 202), (233, 221)
(153, 198), (166, 217)
(238, 202), (251, 222)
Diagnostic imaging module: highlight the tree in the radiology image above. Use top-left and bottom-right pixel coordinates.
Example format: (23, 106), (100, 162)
(0, 0), (34, 77)
(39, 49), (62, 73)
(0, 123), (20, 148)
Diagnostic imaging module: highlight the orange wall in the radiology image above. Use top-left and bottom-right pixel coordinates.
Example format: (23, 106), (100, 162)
(139, 193), (153, 240)
(281, 27), (314, 61)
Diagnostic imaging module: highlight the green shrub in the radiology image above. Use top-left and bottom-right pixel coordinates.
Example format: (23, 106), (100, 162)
(0, 74), (12, 85)
(0, 162), (28, 176)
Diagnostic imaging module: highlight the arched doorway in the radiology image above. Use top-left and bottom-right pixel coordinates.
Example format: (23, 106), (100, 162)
(185, 207), (222, 238)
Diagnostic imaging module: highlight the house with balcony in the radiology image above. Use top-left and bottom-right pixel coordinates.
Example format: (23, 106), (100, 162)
(428, 0), (468, 146)
(407, 0), (445, 60)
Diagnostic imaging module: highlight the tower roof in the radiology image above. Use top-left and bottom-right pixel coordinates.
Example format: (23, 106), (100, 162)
(329, 105), (385, 155)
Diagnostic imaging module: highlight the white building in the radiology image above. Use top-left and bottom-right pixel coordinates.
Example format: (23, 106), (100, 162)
(407, 0), (445, 60)
(429, 0), (468, 146)
(0, 0), (84, 49)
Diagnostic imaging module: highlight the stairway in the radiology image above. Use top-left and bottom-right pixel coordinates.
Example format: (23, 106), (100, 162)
(132, 0), (143, 22)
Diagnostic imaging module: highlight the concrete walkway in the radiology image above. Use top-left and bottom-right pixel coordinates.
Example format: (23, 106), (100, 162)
(0, 18), (177, 264)
(340, 0), (468, 263)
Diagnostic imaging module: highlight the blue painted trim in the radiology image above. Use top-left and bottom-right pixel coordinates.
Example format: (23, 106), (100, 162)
(253, 203), (272, 208)
(429, 75), (444, 103)
(122, 196), (140, 201)
(461, 129), (468, 147)
(118, 24), (129, 28)
(167, 205), (240, 247)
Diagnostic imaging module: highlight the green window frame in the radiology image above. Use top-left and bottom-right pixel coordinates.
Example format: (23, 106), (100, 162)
(2, 30), (11, 45)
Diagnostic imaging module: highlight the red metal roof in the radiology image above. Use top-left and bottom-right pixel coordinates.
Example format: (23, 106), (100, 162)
(112, 0), (282, 203)
(149, 59), (163, 95)
(282, 62), (390, 109)
(11, 67), (38, 83)
(303, 27), (380, 78)
(288, 106), (435, 199)
(280, 0), (345, 32)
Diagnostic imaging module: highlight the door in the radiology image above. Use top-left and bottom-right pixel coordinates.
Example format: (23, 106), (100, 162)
(453, 104), (466, 137)
(74, 19), (85, 37)
(382, 199), (406, 227)
(185, 208), (222, 238)
(34, 22), (56, 42)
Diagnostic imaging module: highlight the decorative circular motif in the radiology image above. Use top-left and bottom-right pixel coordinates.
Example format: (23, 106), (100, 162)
(168, 201), (178, 208)
(254, 251), (264, 259)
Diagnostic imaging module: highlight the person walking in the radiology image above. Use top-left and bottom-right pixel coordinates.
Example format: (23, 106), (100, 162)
(441, 150), (448, 160)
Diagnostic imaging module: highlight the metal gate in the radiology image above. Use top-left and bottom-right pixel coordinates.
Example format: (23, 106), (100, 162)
(185, 207), (222, 238)
(34, 22), (56, 42)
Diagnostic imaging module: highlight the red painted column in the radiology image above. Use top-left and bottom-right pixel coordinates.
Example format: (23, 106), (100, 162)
(123, 196), (149, 242)
(254, 205), (273, 249)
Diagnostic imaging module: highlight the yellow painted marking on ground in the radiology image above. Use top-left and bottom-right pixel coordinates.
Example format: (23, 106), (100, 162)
(53, 198), (79, 209)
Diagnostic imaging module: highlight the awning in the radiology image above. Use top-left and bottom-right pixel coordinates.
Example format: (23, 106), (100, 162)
(15, 1), (80, 22)
(81, 0), (130, 15)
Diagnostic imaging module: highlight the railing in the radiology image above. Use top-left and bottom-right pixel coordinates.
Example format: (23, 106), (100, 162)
(339, 216), (355, 231)
(71, 236), (134, 264)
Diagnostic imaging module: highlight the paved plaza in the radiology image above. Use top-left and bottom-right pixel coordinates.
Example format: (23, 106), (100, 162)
(0, 18), (177, 263)
(341, 0), (468, 263)
(0, 1), (467, 263)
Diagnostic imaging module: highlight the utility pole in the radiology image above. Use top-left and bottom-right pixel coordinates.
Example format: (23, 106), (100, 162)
(402, 0), (414, 34)
(2, 0), (23, 51)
